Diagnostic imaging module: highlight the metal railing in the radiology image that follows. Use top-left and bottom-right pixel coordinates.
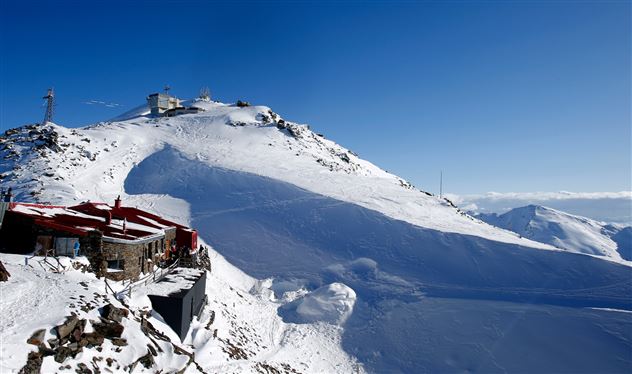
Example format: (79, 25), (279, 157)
(111, 258), (180, 299)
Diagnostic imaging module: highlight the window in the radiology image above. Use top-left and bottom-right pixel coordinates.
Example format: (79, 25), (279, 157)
(107, 259), (124, 270)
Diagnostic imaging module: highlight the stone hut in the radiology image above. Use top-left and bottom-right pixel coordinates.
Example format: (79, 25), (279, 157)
(0, 197), (198, 281)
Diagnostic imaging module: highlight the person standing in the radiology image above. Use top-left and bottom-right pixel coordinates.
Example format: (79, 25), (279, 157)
(73, 241), (81, 258)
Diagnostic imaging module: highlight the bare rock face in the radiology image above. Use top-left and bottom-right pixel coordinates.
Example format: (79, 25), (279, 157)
(0, 260), (10, 281)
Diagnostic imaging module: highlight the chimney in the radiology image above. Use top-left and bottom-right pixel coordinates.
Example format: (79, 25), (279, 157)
(114, 195), (122, 209)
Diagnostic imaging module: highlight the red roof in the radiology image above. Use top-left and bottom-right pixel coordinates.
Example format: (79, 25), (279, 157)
(8, 200), (192, 242)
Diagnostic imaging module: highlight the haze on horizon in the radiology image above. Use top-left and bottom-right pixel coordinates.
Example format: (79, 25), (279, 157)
(0, 0), (629, 197)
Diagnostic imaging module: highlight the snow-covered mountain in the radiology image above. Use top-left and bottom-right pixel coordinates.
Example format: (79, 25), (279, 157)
(475, 205), (632, 262)
(476, 205), (632, 261)
(1, 99), (631, 373)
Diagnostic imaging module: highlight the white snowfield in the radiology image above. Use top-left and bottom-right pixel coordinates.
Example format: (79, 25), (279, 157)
(1, 99), (631, 373)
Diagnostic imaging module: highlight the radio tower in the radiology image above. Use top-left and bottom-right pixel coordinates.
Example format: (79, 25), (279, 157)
(42, 88), (55, 124)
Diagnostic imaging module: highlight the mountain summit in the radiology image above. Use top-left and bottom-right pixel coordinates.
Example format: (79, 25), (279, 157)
(475, 205), (632, 262)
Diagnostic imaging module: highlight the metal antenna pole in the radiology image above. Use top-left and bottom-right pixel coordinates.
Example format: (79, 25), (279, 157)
(42, 88), (55, 124)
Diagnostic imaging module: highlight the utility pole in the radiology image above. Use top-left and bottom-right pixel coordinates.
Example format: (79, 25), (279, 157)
(440, 171), (443, 198)
(42, 88), (55, 124)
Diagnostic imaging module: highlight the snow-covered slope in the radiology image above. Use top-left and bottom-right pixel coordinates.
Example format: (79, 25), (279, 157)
(475, 205), (632, 262)
(0, 100), (548, 248)
(0, 252), (361, 373)
(1, 100), (631, 373)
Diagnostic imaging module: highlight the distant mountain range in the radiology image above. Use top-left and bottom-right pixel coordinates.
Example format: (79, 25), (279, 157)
(474, 205), (631, 262)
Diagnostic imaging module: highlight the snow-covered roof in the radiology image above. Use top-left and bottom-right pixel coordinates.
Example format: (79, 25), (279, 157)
(146, 268), (205, 298)
(8, 201), (187, 242)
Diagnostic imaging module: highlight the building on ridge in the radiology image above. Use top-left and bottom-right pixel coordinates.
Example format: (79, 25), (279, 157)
(0, 196), (198, 281)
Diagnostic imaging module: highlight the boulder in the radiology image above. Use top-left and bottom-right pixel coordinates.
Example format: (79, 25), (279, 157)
(56, 316), (79, 340)
(70, 319), (86, 343)
(54, 346), (74, 363)
(76, 363), (91, 374)
(84, 332), (104, 346)
(26, 329), (46, 346)
(91, 319), (124, 338)
(101, 303), (129, 323)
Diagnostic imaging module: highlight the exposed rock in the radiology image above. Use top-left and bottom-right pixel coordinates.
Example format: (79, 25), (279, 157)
(75, 362), (92, 374)
(56, 316), (79, 340)
(236, 100), (250, 107)
(39, 346), (56, 357)
(26, 329), (46, 346)
(138, 350), (155, 369)
(147, 344), (157, 356)
(111, 338), (128, 346)
(70, 319), (86, 343)
(54, 346), (75, 363)
(0, 260), (10, 281)
(339, 153), (351, 163)
(91, 319), (124, 338)
(18, 351), (42, 374)
(100, 303), (128, 323)
(47, 338), (60, 350)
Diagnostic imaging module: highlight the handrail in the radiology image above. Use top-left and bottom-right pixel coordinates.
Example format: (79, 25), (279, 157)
(117, 258), (180, 298)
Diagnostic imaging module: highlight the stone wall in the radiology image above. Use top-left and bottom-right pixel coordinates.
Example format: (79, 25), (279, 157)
(100, 235), (167, 281)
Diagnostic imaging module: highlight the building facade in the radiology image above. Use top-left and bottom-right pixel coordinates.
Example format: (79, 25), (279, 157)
(0, 197), (197, 281)
(147, 93), (181, 116)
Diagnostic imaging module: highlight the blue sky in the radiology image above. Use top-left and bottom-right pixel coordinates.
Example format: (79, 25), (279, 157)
(0, 0), (630, 195)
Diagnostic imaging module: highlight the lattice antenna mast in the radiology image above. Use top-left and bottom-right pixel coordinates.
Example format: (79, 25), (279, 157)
(164, 85), (171, 95)
(199, 86), (211, 101)
(42, 88), (55, 124)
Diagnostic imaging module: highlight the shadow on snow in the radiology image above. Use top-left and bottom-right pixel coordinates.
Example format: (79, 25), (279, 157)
(125, 146), (632, 373)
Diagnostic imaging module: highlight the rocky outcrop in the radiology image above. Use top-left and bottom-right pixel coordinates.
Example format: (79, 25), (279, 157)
(0, 260), (10, 281)
(20, 304), (131, 373)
